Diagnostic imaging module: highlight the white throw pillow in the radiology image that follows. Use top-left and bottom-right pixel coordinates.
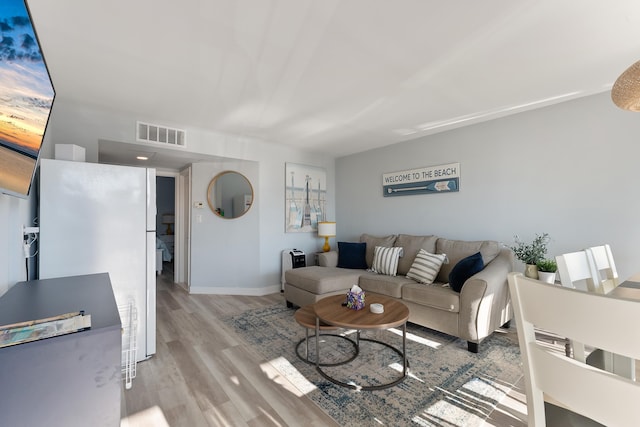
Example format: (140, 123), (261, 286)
(371, 246), (403, 276)
(406, 249), (448, 285)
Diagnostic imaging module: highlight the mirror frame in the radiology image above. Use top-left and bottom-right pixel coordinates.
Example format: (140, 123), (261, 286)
(206, 171), (254, 219)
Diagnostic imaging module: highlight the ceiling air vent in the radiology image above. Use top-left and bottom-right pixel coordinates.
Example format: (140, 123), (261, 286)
(137, 121), (186, 148)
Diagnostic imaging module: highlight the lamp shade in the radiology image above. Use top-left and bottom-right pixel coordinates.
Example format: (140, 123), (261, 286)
(317, 221), (336, 237)
(161, 213), (175, 235)
(612, 60), (640, 111)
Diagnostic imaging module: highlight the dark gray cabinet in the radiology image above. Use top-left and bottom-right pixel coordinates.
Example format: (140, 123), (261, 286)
(0, 273), (122, 427)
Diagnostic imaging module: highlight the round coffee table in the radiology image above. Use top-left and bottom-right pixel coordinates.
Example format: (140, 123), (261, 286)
(312, 294), (410, 391)
(294, 305), (358, 366)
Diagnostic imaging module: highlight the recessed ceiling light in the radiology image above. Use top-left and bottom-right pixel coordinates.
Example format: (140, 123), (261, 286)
(136, 156), (149, 160)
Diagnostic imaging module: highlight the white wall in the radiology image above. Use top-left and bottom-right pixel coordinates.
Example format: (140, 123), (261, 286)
(0, 195), (29, 295)
(21, 92), (639, 295)
(189, 161), (261, 293)
(336, 92), (640, 280)
(36, 99), (335, 295)
(0, 129), (50, 295)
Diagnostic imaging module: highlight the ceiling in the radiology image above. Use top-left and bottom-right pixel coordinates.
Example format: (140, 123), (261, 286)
(27, 0), (640, 166)
(97, 139), (227, 170)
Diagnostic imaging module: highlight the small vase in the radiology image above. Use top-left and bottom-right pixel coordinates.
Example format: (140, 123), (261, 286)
(524, 264), (539, 279)
(538, 271), (556, 284)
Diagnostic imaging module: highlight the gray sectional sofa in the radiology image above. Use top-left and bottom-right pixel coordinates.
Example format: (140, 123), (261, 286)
(284, 234), (514, 352)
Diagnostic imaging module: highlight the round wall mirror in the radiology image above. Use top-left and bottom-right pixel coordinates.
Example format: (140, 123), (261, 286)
(207, 171), (253, 219)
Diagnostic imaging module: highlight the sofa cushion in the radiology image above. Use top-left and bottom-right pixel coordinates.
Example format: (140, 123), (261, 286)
(394, 234), (438, 276)
(360, 234), (396, 268)
(401, 281), (460, 313)
(449, 252), (484, 292)
(406, 249), (448, 285)
(358, 272), (414, 298)
(436, 239), (500, 283)
(336, 242), (368, 269)
(371, 246), (403, 276)
(285, 266), (361, 295)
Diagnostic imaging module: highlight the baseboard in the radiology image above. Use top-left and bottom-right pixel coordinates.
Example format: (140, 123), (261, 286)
(189, 284), (281, 296)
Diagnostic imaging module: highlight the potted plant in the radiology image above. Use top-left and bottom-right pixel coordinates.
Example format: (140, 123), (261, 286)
(510, 233), (550, 279)
(536, 258), (557, 284)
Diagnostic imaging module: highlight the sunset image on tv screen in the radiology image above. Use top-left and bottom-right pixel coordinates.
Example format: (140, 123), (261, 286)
(0, 0), (54, 196)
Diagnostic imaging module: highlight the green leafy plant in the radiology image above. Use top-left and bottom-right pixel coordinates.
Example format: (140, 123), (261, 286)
(536, 258), (557, 273)
(510, 233), (550, 265)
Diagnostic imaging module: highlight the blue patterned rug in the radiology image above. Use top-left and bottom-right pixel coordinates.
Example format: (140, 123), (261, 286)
(222, 303), (523, 426)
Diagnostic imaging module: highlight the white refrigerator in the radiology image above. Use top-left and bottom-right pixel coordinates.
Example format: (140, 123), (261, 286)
(38, 159), (156, 362)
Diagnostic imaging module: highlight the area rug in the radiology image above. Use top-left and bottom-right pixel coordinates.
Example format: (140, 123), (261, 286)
(222, 304), (523, 426)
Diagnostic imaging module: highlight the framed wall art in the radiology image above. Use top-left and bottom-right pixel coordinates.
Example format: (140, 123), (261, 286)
(383, 162), (460, 197)
(285, 163), (326, 233)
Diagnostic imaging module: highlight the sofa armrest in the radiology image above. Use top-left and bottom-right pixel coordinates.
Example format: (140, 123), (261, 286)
(318, 251), (338, 267)
(458, 248), (514, 343)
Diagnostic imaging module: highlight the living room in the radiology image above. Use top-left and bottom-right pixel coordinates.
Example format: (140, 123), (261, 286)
(1, 1), (640, 426)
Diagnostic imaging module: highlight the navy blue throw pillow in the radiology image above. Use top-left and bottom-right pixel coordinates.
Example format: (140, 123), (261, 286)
(448, 252), (484, 292)
(337, 242), (368, 269)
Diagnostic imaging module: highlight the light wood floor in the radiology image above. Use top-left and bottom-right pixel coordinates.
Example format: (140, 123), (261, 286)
(121, 270), (339, 427)
(120, 270), (530, 426)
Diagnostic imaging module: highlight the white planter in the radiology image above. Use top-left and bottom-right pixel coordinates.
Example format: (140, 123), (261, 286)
(538, 271), (556, 284)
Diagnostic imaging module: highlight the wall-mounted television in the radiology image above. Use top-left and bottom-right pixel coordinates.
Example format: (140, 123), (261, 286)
(0, 0), (55, 198)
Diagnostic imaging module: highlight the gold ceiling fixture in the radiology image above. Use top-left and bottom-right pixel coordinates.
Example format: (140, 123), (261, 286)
(612, 60), (640, 111)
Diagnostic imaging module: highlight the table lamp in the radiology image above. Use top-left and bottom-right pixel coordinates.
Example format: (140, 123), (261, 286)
(162, 213), (174, 235)
(317, 221), (336, 252)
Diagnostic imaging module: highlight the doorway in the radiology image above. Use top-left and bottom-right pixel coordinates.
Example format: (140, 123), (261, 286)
(156, 169), (191, 290)
(156, 176), (176, 280)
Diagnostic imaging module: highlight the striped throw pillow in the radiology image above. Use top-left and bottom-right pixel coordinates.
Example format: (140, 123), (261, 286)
(406, 249), (449, 285)
(371, 246), (404, 276)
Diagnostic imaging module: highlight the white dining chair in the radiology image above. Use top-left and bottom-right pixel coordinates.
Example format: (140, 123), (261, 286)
(508, 272), (640, 427)
(555, 250), (600, 294)
(585, 244), (619, 294)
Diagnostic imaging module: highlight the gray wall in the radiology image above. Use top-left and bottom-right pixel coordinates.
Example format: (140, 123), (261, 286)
(336, 92), (640, 280)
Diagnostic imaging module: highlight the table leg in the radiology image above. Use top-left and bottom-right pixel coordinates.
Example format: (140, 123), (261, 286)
(295, 327), (358, 366)
(403, 322), (407, 376)
(315, 316), (320, 369)
(315, 328), (408, 391)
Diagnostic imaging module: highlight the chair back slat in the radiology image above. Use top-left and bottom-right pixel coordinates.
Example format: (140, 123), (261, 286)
(532, 346), (638, 426)
(555, 251), (600, 293)
(586, 244), (619, 294)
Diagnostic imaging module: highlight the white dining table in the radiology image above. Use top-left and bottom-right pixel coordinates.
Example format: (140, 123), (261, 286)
(609, 272), (640, 298)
